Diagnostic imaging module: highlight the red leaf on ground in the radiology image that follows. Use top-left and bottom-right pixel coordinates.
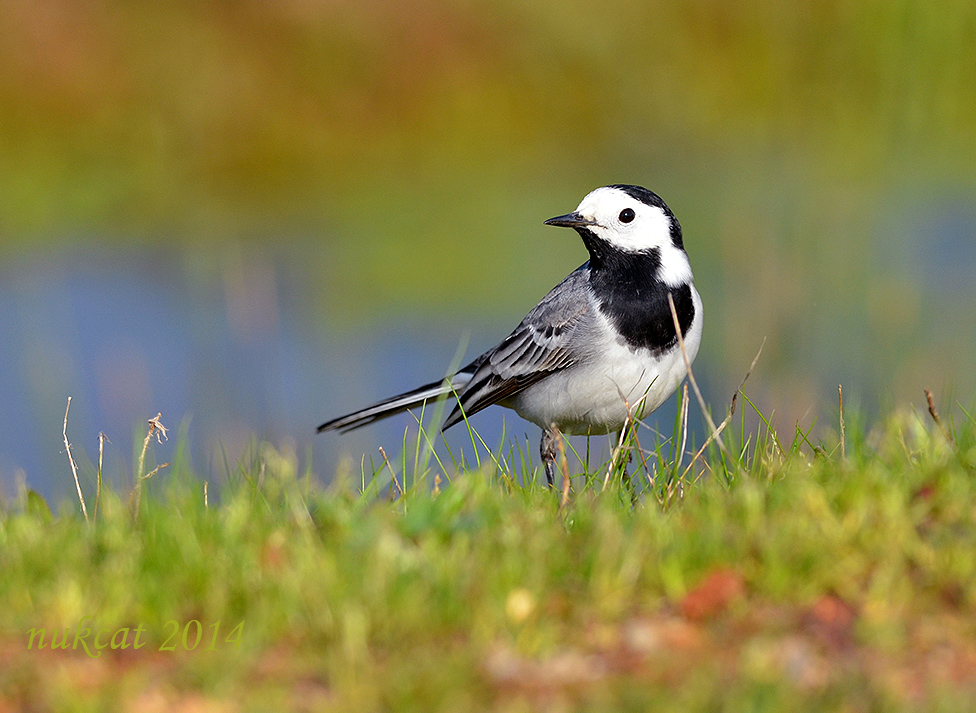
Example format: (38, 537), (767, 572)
(805, 594), (856, 648)
(680, 569), (745, 621)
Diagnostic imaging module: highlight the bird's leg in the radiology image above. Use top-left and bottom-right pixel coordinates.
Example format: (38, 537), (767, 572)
(541, 426), (559, 487)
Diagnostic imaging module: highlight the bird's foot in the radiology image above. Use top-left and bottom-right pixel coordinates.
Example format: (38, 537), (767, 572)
(541, 426), (559, 487)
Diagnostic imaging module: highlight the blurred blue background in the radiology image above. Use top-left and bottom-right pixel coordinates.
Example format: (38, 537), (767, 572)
(1, 1), (974, 501)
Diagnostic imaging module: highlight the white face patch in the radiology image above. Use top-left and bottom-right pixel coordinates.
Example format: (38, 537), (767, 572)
(574, 187), (693, 286)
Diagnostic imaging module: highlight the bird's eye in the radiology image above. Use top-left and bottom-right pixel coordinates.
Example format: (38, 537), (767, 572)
(618, 208), (635, 223)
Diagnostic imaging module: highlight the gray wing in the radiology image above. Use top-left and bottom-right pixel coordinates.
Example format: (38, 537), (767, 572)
(443, 265), (595, 428)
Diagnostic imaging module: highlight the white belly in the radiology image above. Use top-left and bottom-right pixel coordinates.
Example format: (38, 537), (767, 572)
(510, 287), (703, 435)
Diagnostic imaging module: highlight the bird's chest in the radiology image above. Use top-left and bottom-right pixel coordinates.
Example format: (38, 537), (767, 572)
(592, 278), (695, 356)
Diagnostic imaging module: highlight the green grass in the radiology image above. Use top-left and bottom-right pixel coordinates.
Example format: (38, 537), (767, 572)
(3, 401), (976, 712)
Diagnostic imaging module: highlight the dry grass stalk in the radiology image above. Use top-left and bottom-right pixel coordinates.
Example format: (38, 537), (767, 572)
(378, 446), (403, 497)
(133, 412), (169, 516)
(838, 385), (846, 461)
(95, 431), (108, 523)
(679, 338), (765, 483)
(63, 397), (89, 523)
(924, 388), (953, 444)
(603, 388), (645, 490)
(667, 294), (729, 461)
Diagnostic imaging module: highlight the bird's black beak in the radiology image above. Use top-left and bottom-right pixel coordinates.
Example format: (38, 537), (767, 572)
(544, 212), (597, 229)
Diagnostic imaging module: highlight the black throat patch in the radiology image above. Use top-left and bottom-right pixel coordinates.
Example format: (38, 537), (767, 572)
(583, 238), (695, 354)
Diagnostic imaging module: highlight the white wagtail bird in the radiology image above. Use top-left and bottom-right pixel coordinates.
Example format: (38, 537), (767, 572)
(318, 185), (703, 485)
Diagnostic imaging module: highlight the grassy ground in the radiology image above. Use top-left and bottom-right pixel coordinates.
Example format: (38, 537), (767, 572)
(3, 401), (976, 712)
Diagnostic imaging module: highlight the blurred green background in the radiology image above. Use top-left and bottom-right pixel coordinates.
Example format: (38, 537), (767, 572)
(2, 0), (975, 494)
